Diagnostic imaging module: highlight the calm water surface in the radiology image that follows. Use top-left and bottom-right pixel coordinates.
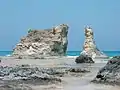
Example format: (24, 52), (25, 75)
(0, 51), (120, 56)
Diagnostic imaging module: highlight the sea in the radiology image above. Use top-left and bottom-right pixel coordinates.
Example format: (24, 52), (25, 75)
(0, 51), (120, 57)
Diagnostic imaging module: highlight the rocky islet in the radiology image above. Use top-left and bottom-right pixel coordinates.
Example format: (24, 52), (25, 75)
(12, 24), (69, 59)
(75, 26), (108, 64)
(80, 26), (108, 59)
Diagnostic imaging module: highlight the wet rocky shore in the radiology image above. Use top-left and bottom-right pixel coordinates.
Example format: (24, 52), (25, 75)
(0, 56), (91, 90)
(0, 56), (119, 90)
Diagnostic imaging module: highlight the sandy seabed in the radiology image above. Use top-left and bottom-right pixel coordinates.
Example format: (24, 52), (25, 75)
(0, 56), (120, 90)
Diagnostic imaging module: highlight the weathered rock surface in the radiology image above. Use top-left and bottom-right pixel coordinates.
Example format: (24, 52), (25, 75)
(0, 83), (32, 90)
(75, 55), (94, 63)
(12, 24), (69, 58)
(80, 26), (108, 59)
(0, 65), (62, 84)
(0, 64), (90, 89)
(92, 56), (120, 85)
(0, 65), (89, 81)
(0, 65), (62, 90)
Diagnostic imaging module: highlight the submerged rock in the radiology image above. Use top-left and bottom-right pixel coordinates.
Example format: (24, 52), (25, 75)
(75, 55), (94, 63)
(12, 24), (69, 58)
(80, 26), (108, 59)
(92, 56), (120, 85)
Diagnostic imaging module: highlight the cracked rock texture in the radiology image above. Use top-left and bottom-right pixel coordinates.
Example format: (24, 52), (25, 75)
(12, 24), (69, 58)
(0, 64), (89, 90)
(92, 56), (120, 85)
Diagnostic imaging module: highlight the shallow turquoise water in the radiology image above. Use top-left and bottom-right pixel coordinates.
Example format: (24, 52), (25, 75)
(67, 51), (120, 56)
(0, 51), (13, 56)
(0, 51), (120, 57)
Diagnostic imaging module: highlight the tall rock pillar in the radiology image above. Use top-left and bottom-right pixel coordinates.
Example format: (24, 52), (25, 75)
(81, 26), (108, 59)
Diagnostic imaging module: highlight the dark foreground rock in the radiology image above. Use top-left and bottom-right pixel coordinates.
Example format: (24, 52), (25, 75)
(0, 64), (90, 90)
(0, 83), (32, 90)
(0, 65), (62, 84)
(12, 24), (69, 59)
(0, 65), (62, 90)
(75, 55), (94, 63)
(92, 56), (120, 85)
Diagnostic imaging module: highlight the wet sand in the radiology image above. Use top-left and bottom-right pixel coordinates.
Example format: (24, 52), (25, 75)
(0, 56), (120, 90)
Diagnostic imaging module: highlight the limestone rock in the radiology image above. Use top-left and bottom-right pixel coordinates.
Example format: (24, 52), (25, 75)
(75, 55), (94, 63)
(92, 56), (120, 85)
(12, 24), (69, 58)
(81, 26), (108, 59)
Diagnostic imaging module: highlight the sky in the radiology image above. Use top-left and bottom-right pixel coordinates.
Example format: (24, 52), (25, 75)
(0, 0), (120, 51)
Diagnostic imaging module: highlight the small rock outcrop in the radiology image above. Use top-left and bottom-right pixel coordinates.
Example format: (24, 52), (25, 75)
(92, 56), (120, 85)
(80, 26), (108, 59)
(12, 24), (69, 58)
(75, 55), (94, 63)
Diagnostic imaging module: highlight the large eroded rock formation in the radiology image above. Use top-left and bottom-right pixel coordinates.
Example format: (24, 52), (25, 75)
(80, 26), (108, 59)
(12, 24), (69, 58)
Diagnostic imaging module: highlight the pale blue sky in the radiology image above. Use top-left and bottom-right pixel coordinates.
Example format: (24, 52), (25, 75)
(0, 0), (120, 51)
